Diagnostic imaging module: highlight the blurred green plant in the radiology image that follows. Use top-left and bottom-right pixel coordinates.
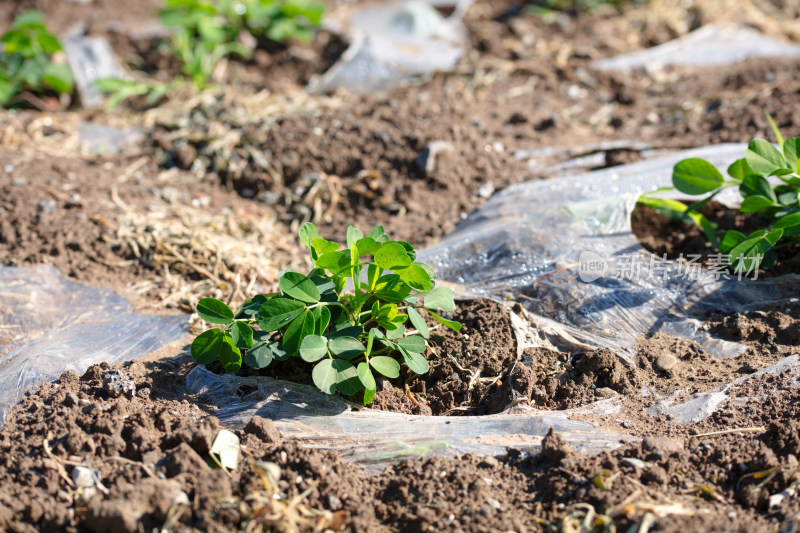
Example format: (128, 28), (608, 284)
(160, 0), (325, 89)
(97, 0), (324, 107)
(0, 10), (74, 108)
(527, 0), (646, 16)
(638, 116), (800, 274)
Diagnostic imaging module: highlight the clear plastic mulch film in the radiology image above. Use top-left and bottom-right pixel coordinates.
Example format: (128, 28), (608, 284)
(0, 264), (188, 428)
(421, 144), (798, 364)
(308, 0), (473, 93)
(592, 24), (800, 71)
(189, 144), (798, 468)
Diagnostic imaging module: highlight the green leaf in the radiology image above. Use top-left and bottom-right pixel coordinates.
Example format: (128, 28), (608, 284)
(356, 237), (381, 256)
(41, 63), (73, 93)
(279, 271), (320, 303)
(767, 112), (785, 148)
(672, 158), (724, 195)
(330, 323), (363, 339)
(328, 336), (366, 360)
(428, 310), (462, 332)
(300, 334), (328, 362)
(316, 251), (349, 272)
(370, 356), (400, 378)
(282, 310), (314, 355)
(243, 341), (274, 369)
(386, 324), (405, 340)
(784, 138), (800, 170)
(230, 321), (254, 350)
(374, 243), (412, 270)
(407, 307), (430, 339)
(313, 305), (331, 336)
(368, 225), (388, 242)
(269, 341), (291, 361)
(423, 287), (456, 312)
(347, 226), (363, 249)
(312, 359), (337, 394)
(363, 387), (376, 406)
(312, 237), (339, 254)
(727, 158), (753, 180)
(333, 360), (362, 396)
(398, 335), (426, 354)
(773, 213), (800, 236)
(719, 230), (746, 253)
(366, 328), (377, 356)
(237, 294), (269, 316)
(191, 329), (224, 365)
(777, 189), (799, 207)
(397, 263), (434, 290)
(746, 139), (788, 176)
(257, 298), (306, 331)
(197, 298), (235, 324)
(401, 348), (429, 375)
(740, 175), (777, 202)
(729, 229), (783, 273)
(299, 222), (318, 249)
(220, 336), (242, 374)
(740, 195), (776, 213)
(357, 362), (376, 390)
(387, 240), (417, 261)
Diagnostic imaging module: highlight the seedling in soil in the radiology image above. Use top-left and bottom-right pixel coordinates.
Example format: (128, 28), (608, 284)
(98, 0), (324, 104)
(638, 121), (800, 273)
(0, 11), (74, 108)
(160, 0), (325, 89)
(191, 223), (461, 405)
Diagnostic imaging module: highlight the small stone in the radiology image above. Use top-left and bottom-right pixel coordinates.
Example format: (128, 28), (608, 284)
(102, 370), (136, 398)
(486, 498), (502, 510)
(244, 415), (282, 445)
(12, 178), (27, 186)
(478, 456), (500, 469)
(328, 495), (342, 510)
(655, 353), (678, 372)
(642, 437), (683, 460)
(476, 182), (495, 199)
(71, 466), (97, 488)
(174, 143), (197, 170)
(594, 387), (618, 399)
(622, 420), (633, 429)
(640, 464), (669, 485)
(37, 200), (57, 214)
(63, 392), (80, 407)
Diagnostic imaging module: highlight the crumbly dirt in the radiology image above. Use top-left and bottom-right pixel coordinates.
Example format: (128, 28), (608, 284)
(3, 0), (800, 531)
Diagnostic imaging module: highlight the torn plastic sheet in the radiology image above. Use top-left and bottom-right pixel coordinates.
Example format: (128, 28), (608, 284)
(593, 24), (800, 71)
(63, 23), (124, 109)
(0, 265), (188, 428)
(418, 143), (800, 364)
(646, 355), (800, 425)
(308, 0), (473, 93)
(186, 364), (630, 472)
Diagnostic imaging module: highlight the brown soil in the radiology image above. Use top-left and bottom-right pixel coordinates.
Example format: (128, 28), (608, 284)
(3, 0), (800, 531)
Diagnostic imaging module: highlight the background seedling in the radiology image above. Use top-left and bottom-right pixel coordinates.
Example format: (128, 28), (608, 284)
(191, 223), (461, 405)
(0, 10), (74, 108)
(638, 118), (800, 273)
